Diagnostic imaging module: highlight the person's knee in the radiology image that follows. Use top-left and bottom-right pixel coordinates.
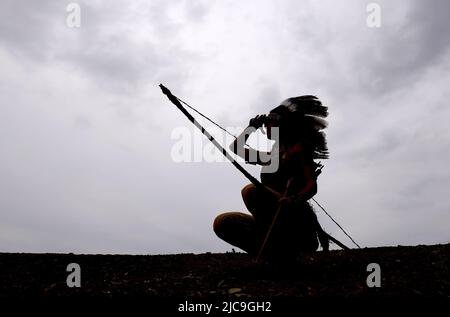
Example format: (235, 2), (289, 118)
(213, 213), (230, 238)
(241, 184), (257, 205)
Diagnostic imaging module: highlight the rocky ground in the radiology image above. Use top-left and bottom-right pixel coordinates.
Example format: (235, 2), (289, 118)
(0, 244), (449, 300)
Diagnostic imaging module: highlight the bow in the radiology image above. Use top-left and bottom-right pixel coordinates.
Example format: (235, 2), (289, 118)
(159, 84), (263, 189)
(159, 84), (350, 254)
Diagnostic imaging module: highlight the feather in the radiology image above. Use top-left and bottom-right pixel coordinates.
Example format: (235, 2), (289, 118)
(304, 115), (328, 130)
(281, 96), (328, 118)
(275, 95), (330, 159)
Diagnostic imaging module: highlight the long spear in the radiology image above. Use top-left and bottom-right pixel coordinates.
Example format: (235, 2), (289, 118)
(159, 84), (349, 252)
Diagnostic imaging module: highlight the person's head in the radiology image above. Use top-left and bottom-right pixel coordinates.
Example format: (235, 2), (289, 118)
(264, 95), (330, 159)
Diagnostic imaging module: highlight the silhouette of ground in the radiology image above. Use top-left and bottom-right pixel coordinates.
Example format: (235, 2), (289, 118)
(0, 244), (449, 298)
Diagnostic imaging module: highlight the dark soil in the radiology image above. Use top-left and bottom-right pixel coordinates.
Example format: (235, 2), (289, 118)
(0, 244), (449, 298)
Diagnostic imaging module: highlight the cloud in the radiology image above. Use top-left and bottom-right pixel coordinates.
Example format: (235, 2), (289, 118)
(0, 0), (449, 254)
(0, 0), (210, 97)
(0, 0), (61, 60)
(352, 0), (450, 97)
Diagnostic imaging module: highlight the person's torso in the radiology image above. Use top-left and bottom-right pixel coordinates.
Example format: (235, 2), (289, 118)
(260, 142), (314, 193)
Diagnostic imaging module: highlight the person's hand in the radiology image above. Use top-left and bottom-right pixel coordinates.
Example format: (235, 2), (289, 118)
(278, 194), (303, 208)
(249, 115), (266, 129)
(278, 196), (294, 207)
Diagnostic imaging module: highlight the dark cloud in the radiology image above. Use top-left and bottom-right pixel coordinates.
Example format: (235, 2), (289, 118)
(0, 0), (61, 60)
(0, 0), (207, 96)
(354, 0), (450, 96)
(1, 0), (449, 254)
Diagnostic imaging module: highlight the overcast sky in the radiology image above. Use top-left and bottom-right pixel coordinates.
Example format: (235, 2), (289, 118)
(0, 0), (449, 254)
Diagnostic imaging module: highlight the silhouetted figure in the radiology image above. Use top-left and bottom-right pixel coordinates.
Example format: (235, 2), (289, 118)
(213, 96), (330, 261)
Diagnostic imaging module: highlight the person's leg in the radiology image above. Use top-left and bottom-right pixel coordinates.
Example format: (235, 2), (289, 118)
(241, 184), (288, 259)
(241, 184), (277, 225)
(273, 202), (320, 256)
(241, 184), (258, 214)
(213, 212), (261, 255)
(239, 185), (320, 260)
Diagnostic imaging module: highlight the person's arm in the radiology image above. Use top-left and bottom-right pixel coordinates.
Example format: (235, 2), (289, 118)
(229, 115), (271, 165)
(294, 159), (318, 200)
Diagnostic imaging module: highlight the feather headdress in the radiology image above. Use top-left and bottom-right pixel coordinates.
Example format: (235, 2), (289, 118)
(273, 95), (329, 159)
